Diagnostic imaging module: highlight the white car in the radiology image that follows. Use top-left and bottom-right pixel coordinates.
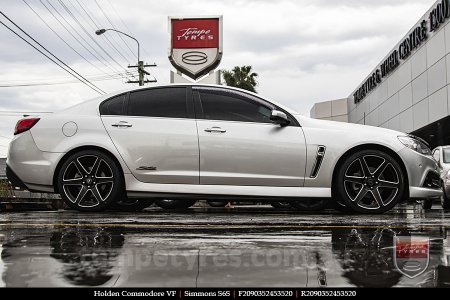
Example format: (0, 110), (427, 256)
(432, 146), (450, 209)
(6, 84), (442, 213)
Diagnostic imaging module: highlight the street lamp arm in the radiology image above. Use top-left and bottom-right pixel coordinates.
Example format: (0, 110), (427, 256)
(96, 28), (140, 62)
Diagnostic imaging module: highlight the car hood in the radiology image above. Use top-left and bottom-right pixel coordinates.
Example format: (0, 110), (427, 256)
(295, 115), (405, 137)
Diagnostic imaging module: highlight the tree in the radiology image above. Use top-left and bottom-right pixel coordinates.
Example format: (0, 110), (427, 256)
(222, 65), (258, 93)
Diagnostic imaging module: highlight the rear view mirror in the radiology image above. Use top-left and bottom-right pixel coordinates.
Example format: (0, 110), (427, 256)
(270, 110), (290, 126)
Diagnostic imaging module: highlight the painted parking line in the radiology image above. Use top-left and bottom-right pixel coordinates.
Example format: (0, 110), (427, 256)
(0, 223), (448, 230)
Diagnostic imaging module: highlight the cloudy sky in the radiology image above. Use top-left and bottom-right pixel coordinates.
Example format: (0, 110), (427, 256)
(0, 0), (436, 157)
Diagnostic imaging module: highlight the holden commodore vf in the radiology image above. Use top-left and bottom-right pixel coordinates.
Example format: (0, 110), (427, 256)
(6, 84), (442, 213)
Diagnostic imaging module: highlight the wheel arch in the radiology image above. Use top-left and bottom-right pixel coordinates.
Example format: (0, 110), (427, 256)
(53, 145), (125, 194)
(331, 143), (409, 201)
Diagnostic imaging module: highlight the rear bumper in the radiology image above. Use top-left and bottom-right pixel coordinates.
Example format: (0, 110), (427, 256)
(5, 164), (27, 190)
(7, 131), (61, 193)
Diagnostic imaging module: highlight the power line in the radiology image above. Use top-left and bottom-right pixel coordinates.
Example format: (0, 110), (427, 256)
(56, 0), (131, 74)
(94, 0), (137, 60)
(38, 0), (121, 75)
(68, 0), (133, 63)
(0, 12), (106, 94)
(41, 0), (124, 75)
(22, 0), (117, 78)
(0, 72), (138, 87)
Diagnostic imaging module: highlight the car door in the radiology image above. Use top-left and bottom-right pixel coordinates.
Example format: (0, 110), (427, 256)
(100, 87), (199, 184)
(194, 87), (307, 187)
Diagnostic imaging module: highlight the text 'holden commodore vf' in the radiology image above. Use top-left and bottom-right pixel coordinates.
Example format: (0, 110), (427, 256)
(6, 84), (442, 213)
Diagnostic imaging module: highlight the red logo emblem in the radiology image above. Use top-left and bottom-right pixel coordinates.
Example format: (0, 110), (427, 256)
(169, 16), (223, 80)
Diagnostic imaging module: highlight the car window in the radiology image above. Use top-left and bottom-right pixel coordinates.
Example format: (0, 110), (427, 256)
(197, 89), (273, 123)
(128, 88), (188, 118)
(443, 149), (450, 163)
(100, 94), (126, 115)
(433, 149), (440, 162)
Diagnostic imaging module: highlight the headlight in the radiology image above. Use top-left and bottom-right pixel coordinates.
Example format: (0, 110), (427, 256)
(398, 136), (431, 155)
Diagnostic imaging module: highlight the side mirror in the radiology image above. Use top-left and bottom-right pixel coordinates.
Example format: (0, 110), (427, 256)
(270, 110), (290, 126)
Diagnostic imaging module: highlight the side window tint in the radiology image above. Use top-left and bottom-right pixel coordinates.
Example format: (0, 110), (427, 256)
(128, 88), (187, 118)
(100, 94), (125, 115)
(198, 90), (272, 123)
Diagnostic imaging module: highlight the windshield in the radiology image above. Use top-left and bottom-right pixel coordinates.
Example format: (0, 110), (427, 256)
(444, 149), (450, 163)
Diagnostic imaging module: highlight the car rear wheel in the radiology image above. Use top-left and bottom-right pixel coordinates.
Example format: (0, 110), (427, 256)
(57, 150), (123, 212)
(155, 199), (196, 210)
(110, 198), (154, 211)
(336, 150), (405, 214)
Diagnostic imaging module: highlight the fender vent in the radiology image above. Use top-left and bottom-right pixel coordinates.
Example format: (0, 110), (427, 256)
(310, 146), (326, 178)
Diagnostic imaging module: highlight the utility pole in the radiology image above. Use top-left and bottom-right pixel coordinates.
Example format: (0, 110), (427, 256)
(127, 61), (157, 86)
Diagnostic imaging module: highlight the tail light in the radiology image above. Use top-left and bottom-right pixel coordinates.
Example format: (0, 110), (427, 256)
(14, 118), (40, 135)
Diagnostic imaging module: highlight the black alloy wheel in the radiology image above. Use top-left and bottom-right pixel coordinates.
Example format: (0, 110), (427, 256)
(58, 150), (123, 212)
(336, 150), (405, 214)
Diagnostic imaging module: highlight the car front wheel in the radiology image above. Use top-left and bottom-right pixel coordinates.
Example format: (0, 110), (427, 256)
(336, 150), (405, 214)
(57, 150), (123, 212)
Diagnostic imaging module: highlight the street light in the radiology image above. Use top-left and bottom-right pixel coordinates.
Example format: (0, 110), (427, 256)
(96, 28), (151, 86)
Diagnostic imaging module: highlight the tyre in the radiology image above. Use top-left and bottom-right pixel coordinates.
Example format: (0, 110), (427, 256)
(155, 199), (196, 210)
(291, 198), (326, 211)
(422, 199), (433, 210)
(110, 198), (154, 212)
(207, 201), (228, 207)
(270, 201), (292, 209)
(442, 185), (450, 209)
(57, 150), (123, 212)
(336, 150), (405, 214)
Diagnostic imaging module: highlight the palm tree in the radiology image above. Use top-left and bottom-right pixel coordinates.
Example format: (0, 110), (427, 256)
(222, 65), (258, 93)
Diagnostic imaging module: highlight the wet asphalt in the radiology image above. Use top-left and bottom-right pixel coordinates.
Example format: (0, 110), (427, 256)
(0, 202), (449, 288)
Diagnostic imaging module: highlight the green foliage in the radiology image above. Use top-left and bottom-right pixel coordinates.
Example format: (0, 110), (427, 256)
(222, 65), (258, 93)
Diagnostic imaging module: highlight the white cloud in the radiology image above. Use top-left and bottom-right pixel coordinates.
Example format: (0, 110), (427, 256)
(0, 0), (437, 157)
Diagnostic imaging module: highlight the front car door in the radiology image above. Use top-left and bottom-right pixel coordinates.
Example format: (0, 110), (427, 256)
(101, 87), (199, 184)
(194, 87), (307, 187)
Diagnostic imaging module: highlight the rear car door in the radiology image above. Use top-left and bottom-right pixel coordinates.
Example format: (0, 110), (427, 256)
(194, 87), (307, 187)
(100, 87), (199, 184)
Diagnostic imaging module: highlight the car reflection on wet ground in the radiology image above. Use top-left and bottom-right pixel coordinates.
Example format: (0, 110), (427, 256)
(0, 203), (449, 287)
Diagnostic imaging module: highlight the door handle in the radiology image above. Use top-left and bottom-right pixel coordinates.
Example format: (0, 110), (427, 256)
(112, 121), (132, 128)
(204, 126), (226, 133)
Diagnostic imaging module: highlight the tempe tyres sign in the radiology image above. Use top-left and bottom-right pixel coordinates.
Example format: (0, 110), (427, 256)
(168, 16), (223, 80)
(353, 0), (450, 104)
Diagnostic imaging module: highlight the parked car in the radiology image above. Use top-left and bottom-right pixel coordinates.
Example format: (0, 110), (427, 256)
(6, 84), (441, 213)
(432, 146), (450, 209)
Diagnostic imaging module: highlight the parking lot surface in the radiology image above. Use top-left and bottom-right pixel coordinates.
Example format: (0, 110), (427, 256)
(0, 203), (449, 287)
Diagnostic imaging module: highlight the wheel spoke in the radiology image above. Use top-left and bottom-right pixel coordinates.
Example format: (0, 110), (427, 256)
(352, 186), (368, 203)
(371, 189), (384, 208)
(360, 157), (372, 177)
(96, 177), (113, 184)
(90, 157), (101, 176)
(373, 160), (388, 179)
(62, 178), (83, 185)
(74, 159), (88, 176)
(91, 186), (105, 202)
(344, 175), (365, 185)
(75, 186), (88, 204)
(378, 180), (398, 189)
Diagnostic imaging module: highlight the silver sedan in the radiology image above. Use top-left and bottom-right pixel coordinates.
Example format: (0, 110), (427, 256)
(6, 84), (442, 213)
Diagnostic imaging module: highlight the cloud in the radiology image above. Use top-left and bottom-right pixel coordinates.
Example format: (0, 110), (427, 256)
(0, 0), (437, 156)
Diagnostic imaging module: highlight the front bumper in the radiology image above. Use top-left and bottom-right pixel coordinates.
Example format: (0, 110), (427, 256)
(398, 147), (442, 199)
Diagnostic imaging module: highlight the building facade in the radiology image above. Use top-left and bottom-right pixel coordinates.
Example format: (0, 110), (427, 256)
(310, 98), (348, 122)
(346, 0), (450, 148)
